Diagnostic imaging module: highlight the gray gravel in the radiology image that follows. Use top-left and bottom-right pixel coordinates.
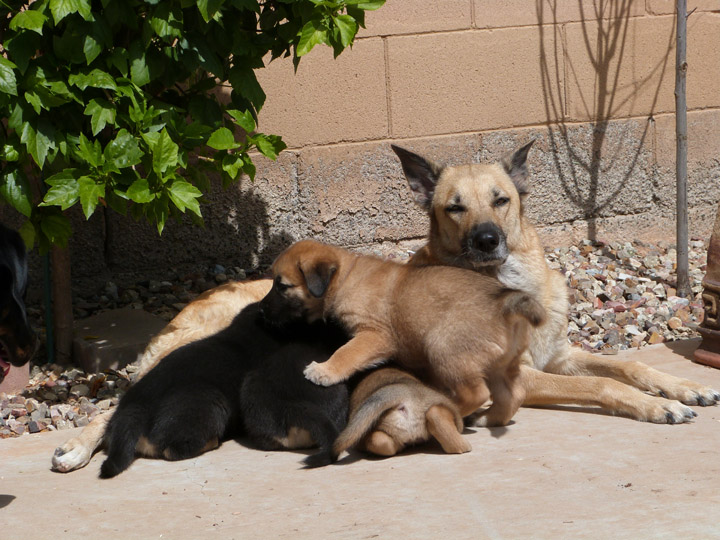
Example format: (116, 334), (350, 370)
(0, 239), (708, 438)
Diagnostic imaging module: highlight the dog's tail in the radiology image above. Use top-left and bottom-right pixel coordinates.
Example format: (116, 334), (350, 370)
(500, 290), (546, 328)
(99, 404), (145, 479)
(332, 386), (405, 459)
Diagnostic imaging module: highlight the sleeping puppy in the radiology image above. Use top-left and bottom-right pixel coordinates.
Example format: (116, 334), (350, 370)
(100, 302), (348, 478)
(332, 367), (470, 460)
(259, 239), (546, 427)
(0, 223), (36, 383)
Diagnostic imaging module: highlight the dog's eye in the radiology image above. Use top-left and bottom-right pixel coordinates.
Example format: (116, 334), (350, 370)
(274, 277), (293, 291)
(445, 204), (466, 213)
(494, 197), (510, 208)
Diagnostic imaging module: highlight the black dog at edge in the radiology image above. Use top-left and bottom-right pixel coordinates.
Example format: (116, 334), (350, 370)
(0, 223), (37, 384)
(101, 302), (349, 478)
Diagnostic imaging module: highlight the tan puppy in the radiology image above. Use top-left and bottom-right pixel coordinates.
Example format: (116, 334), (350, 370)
(332, 367), (470, 459)
(392, 142), (720, 424)
(260, 239), (546, 425)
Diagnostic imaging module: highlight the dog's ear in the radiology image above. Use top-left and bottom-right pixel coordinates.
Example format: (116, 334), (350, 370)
(300, 261), (337, 298)
(501, 139), (535, 197)
(391, 145), (443, 211)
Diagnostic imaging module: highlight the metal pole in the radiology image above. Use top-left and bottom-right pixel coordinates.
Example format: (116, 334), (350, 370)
(675, 0), (691, 297)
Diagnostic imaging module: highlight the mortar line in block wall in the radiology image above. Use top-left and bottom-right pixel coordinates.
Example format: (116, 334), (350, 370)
(383, 37), (394, 138)
(270, 107), (720, 153)
(561, 22), (569, 121)
(470, 0), (476, 29)
(353, 12), (672, 41)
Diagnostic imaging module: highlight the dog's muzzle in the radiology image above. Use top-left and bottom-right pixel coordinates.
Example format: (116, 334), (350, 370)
(465, 222), (508, 266)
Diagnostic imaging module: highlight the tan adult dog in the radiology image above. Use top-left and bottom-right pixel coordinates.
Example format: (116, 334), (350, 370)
(259, 239), (546, 426)
(52, 141), (720, 472)
(332, 367), (470, 459)
(391, 141), (720, 425)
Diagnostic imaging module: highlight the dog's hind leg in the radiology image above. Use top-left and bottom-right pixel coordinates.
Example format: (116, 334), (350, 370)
(297, 410), (345, 468)
(99, 406), (145, 478)
(549, 348), (720, 407)
(519, 364), (698, 424)
(154, 388), (230, 461)
(425, 405), (471, 454)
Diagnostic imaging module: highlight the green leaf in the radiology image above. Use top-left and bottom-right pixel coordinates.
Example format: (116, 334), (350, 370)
(68, 69), (117, 90)
(39, 213), (72, 248)
(129, 42), (151, 86)
(227, 109), (255, 132)
(18, 220), (35, 251)
(21, 120), (56, 168)
(104, 129), (144, 170)
(333, 15), (358, 48)
(350, 0), (385, 10)
(197, 0), (225, 23)
(77, 134), (103, 168)
(168, 179), (202, 216)
(228, 66), (266, 111)
(242, 154), (256, 181)
(252, 134), (286, 160)
(83, 34), (102, 65)
(41, 171), (80, 210)
(78, 176), (105, 219)
(221, 153), (243, 180)
(297, 19), (328, 57)
(150, 4), (183, 39)
(187, 165), (211, 193)
(84, 98), (116, 135)
(5, 31), (38, 74)
(146, 196), (169, 234)
(50, 0), (92, 24)
(127, 178), (155, 203)
(207, 127), (237, 150)
(0, 168), (33, 217)
(0, 57), (18, 96)
(2, 143), (20, 162)
(105, 189), (128, 215)
(152, 129), (179, 174)
(9, 10), (48, 35)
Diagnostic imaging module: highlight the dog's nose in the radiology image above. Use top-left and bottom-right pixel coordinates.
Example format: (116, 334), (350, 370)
(471, 228), (500, 252)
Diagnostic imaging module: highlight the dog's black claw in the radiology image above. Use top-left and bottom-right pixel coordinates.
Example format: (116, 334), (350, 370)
(696, 395), (708, 407)
(691, 410), (698, 418)
(53, 448), (65, 457)
(713, 393), (720, 403)
(658, 390), (668, 399)
(665, 412), (676, 424)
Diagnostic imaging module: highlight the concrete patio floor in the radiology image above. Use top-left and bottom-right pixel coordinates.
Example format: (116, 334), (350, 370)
(3, 339), (720, 539)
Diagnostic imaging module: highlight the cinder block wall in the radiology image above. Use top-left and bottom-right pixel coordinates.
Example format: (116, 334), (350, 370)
(22, 1), (720, 288)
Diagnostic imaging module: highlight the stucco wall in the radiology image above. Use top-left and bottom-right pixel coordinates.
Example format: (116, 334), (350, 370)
(10, 1), (720, 289)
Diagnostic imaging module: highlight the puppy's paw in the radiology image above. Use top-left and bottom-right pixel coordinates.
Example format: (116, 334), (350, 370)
(51, 439), (92, 473)
(303, 361), (341, 387)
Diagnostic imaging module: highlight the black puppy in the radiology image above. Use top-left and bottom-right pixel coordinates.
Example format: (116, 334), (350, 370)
(100, 302), (348, 478)
(0, 223), (36, 383)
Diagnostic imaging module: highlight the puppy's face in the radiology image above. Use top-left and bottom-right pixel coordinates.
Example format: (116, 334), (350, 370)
(259, 240), (339, 328)
(392, 141), (534, 269)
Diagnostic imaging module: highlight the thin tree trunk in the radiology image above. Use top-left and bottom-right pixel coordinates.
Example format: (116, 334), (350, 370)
(675, 0), (691, 297)
(51, 245), (73, 364)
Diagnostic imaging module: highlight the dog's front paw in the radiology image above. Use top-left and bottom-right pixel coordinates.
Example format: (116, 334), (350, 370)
(51, 439), (92, 473)
(304, 361), (341, 387)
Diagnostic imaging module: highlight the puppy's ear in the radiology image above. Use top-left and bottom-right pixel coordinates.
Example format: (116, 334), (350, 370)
(501, 139), (535, 198)
(391, 145), (443, 211)
(300, 261), (337, 298)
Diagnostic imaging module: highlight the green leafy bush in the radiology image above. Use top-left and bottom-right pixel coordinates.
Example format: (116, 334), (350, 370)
(0, 0), (384, 251)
